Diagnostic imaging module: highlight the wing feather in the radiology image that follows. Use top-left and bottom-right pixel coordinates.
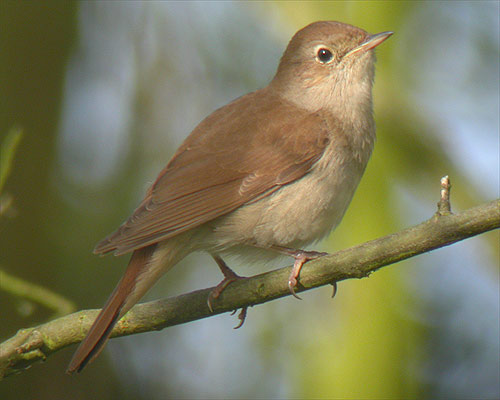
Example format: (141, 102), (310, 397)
(95, 89), (330, 255)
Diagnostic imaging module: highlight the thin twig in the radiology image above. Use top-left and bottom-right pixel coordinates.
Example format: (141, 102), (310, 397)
(0, 268), (76, 318)
(437, 175), (452, 215)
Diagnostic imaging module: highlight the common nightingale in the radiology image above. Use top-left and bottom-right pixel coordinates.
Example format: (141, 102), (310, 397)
(67, 21), (392, 373)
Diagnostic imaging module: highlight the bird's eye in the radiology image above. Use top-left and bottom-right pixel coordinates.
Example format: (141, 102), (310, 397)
(317, 48), (333, 63)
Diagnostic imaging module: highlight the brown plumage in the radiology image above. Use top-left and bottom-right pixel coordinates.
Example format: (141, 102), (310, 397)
(95, 91), (330, 256)
(67, 246), (156, 373)
(67, 21), (392, 374)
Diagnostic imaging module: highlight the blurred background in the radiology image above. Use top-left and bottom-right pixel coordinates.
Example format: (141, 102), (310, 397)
(1, 1), (498, 399)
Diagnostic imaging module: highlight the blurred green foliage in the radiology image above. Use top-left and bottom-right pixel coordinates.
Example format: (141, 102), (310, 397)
(0, 128), (23, 194)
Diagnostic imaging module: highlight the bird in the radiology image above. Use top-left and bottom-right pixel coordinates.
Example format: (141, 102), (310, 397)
(67, 20), (392, 374)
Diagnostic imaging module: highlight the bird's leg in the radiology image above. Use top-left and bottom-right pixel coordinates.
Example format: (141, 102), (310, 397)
(271, 246), (329, 300)
(207, 255), (247, 325)
(210, 255), (244, 298)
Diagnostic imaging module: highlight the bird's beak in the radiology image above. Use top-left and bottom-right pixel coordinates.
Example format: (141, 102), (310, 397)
(346, 31), (393, 57)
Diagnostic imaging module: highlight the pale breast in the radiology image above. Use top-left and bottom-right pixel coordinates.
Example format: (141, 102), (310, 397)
(211, 127), (372, 252)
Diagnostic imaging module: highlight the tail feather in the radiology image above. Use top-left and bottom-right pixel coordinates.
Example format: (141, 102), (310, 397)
(66, 245), (156, 374)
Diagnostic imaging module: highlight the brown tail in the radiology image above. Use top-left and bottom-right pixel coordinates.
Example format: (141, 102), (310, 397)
(66, 245), (156, 374)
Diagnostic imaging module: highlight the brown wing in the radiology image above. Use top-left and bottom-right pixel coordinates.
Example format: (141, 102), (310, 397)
(95, 88), (330, 255)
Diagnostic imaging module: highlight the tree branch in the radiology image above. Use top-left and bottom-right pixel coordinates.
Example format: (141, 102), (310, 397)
(1, 196), (498, 379)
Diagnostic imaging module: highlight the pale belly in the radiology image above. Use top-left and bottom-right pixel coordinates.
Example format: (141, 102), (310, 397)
(210, 149), (366, 254)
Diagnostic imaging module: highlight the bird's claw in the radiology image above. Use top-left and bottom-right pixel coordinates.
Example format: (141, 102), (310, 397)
(286, 250), (328, 300)
(232, 307), (248, 329)
(331, 281), (337, 298)
(288, 277), (302, 300)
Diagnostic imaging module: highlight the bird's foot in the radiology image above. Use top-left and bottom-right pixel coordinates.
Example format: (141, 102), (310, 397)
(230, 307), (248, 329)
(268, 247), (328, 299)
(287, 250), (328, 299)
(207, 255), (246, 313)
